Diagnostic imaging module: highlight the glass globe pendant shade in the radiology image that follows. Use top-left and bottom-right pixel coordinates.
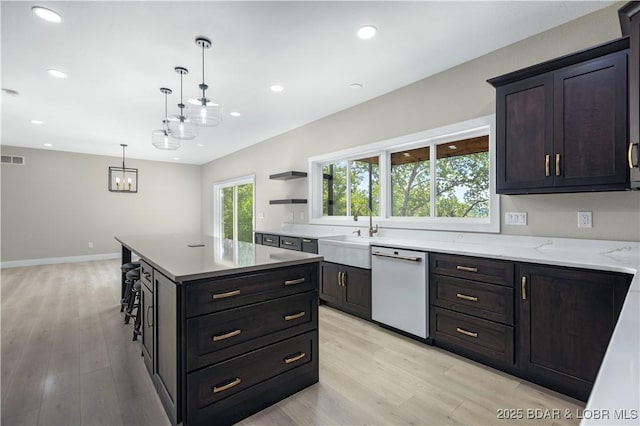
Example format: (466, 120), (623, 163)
(168, 114), (198, 140)
(152, 127), (180, 150)
(190, 100), (223, 127)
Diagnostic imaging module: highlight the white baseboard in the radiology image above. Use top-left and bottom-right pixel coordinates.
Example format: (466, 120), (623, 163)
(1, 252), (121, 269)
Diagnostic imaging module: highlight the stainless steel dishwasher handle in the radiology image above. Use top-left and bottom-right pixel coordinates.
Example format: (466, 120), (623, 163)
(371, 251), (422, 262)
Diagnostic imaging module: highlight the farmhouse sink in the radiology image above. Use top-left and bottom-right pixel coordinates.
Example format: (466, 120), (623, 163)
(318, 235), (374, 269)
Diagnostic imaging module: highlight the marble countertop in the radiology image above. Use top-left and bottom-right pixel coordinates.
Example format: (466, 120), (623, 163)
(255, 227), (342, 239)
(115, 234), (322, 283)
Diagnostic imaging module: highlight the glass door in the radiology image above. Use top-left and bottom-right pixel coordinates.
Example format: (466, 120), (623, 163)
(215, 176), (254, 243)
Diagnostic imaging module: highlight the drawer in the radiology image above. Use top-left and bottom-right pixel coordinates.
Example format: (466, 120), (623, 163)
(261, 234), (279, 247)
(140, 260), (153, 291)
(187, 331), (316, 412)
(430, 253), (514, 287)
(431, 307), (514, 365)
(186, 292), (317, 371)
(301, 238), (318, 254)
(254, 233), (263, 245)
(279, 236), (301, 251)
(431, 275), (513, 325)
(186, 264), (318, 317)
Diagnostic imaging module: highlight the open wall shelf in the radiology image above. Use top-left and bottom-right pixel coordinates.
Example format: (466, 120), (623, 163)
(269, 171), (307, 180)
(269, 199), (307, 205)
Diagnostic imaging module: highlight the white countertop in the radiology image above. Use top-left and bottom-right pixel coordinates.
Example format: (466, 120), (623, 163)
(280, 224), (639, 423)
(115, 234), (322, 282)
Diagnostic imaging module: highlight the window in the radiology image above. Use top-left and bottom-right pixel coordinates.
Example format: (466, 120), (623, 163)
(309, 115), (498, 232)
(322, 156), (380, 217)
(214, 175), (255, 242)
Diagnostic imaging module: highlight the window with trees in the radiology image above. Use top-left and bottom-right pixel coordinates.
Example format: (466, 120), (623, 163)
(310, 116), (498, 232)
(214, 175), (255, 243)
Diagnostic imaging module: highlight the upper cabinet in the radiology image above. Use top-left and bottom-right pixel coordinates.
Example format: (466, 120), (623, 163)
(620, 2), (640, 188)
(488, 38), (630, 194)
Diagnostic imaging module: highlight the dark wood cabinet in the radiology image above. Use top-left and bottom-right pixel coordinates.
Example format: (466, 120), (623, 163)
(620, 2), (640, 187)
(141, 282), (154, 373)
(490, 38), (630, 194)
(430, 253), (515, 368)
(517, 264), (631, 401)
(254, 232), (319, 254)
(320, 261), (371, 320)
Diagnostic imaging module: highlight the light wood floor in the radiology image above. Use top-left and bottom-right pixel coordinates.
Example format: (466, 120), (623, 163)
(1, 260), (583, 426)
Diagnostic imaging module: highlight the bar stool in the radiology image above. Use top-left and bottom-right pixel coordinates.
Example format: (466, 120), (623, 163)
(122, 267), (140, 319)
(120, 262), (140, 312)
(132, 281), (142, 341)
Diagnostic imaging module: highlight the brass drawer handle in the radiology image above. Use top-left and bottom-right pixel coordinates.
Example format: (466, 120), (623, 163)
(555, 153), (561, 176)
(284, 278), (305, 286)
(143, 271), (151, 281)
(284, 311), (306, 321)
(212, 289), (241, 300)
(629, 143), (638, 169)
(302, 239), (312, 243)
(456, 293), (478, 302)
(456, 327), (478, 338)
(212, 329), (241, 342)
(545, 154), (550, 177)
(264, 238), (275, 243)
(146, 305), (153, 327)
(456, 265), (478, 273)
(213, 377), (241, 393)
(283, 241), (294, 245)
(284, 352), (306, 364)
(521, 276), (527, 300)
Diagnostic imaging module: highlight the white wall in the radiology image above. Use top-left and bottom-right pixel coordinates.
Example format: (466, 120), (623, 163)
(1, 146), (201, 262)
(200, 3), (640, 242)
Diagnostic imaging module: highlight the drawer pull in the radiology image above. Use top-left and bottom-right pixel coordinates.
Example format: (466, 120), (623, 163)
(456, 265), (478, 273)
(212, 329), (241, 342)
(283, 241), (294, 246)
(284, 352), (306, 364)
(213, 377), (241, 393)
(545, 154), (550, 177)
(555, 153), (561, 176)
(264, 238), (275, 243)
(521, 276), (527, 300)
(143, 271), (151, 281)
(146, 305), (153, 327)
(212, 289), (241, 300)
(302, 239), (312, 243)
(456, 293), (478, 302)
(456, 327), (478, 338)
(629, 143), (638, 169)
(284, 311), (306, 321)
(284, 278), (305, 286)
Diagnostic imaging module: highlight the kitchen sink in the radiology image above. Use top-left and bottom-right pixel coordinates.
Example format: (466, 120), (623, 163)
(318, 235), (374, 269)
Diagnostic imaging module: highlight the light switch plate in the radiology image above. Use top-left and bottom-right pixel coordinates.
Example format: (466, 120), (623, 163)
(505, 212), (527, 226)
(257, 211), (264, 220)
(577, 211), (592, 228)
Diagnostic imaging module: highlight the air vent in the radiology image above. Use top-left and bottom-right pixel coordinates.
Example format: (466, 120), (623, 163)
(1, 155), (25, 165)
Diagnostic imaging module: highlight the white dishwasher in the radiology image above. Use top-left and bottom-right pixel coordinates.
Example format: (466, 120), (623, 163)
(371, 246), (428, 339)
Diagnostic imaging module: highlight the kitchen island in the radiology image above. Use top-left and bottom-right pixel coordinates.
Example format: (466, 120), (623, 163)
(115, 233), (322, 426)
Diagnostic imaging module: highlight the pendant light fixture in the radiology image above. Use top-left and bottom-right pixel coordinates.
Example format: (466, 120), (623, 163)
(108, 144), (138, 193)
(152, 88), (181, 150)
(169, 67), (197, 140)
(189, 37), (223, 127)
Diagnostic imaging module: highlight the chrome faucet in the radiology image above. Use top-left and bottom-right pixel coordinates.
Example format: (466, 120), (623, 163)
(352, 229), (361, 237)
(367, 207), (378, 237)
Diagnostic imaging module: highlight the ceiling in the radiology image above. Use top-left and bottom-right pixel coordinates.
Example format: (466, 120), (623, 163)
(1, 1), (614, 165)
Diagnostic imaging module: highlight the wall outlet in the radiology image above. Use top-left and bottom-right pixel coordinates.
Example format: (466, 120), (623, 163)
(505, 212), (527, 226)
(288, 211), (294, 221)
(257, 211), (264, 220)
(298, 211), (305, 220)
(88, 242), (94, 249)
(577, 211), (592, 228)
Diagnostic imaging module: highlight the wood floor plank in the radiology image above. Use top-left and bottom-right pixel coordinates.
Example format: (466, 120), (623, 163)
(79, 367), (123, 426)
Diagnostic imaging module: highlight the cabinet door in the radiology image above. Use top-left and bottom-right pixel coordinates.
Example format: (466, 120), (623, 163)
(496, 74), (554, 193)
(553, 51), (628, 188)
(154, 272), (178, 423)
(342, 266), (372, 320)
(518, 264), (630, 401)
(141, 283), (154, 373)
(320, 262), (342, 305)
(629, 11), (640, 179)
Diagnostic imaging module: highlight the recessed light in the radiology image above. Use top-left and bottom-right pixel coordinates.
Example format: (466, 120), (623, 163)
(403, 152), (411, 157)
(349, 83), (363, 89)
(196, 144), (204, 147)
(270, 85), (284, 93)
(32, 6), (62, 23)
(31, 120), (44, 125)
(229, 111), (241, 117)
(173, 157), (180, 161)
(448, 145), (457, 150)
(1, 88), (19, 96)
(43, 143), (53, 147)
(47, 69), (67, 78)
(357, 25), (377, 39)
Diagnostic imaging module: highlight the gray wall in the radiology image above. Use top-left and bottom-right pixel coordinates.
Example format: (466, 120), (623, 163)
(201, 3), (640, 242)
(1, 146), (201, 262)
